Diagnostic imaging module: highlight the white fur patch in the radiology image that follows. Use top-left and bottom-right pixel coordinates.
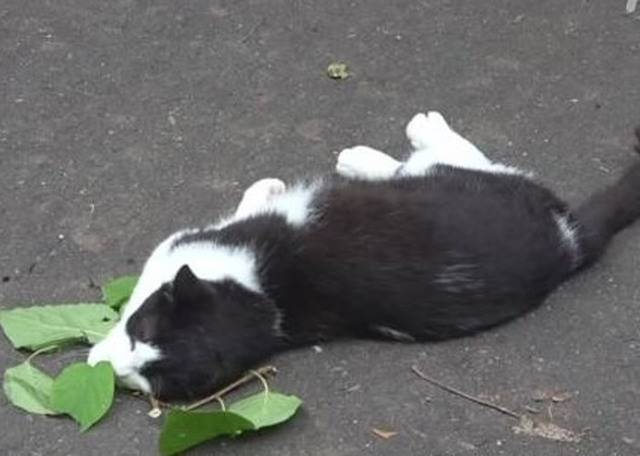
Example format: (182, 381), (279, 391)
(266, 181), (321, 225)
(554, 213), (580, 268)
(121, 236), (261, 320)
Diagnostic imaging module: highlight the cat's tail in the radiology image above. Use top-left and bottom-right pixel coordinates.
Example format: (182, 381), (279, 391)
(573, 126), (640, 269)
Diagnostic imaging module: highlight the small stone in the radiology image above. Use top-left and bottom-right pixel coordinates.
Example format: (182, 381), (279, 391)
(345, 383), (361, 393)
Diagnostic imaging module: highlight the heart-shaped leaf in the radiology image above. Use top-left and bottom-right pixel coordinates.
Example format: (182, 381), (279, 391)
(160, 410), (254, 456)
(102, 276), (138, 310)
(0, 304), (118, 350)
(51, 361), (115, 431)
(229, 392), (302, 429)
(3, 361), (58, 415)
(159, 391), (302, 455)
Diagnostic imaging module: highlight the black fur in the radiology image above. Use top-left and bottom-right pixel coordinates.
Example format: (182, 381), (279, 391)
(127, 131), (640, 401)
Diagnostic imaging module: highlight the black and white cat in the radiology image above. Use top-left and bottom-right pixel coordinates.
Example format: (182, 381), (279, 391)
(88, 111), (640, 401)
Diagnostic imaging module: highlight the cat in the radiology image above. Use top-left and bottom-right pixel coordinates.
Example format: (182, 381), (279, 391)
(88, 111), (640, 402)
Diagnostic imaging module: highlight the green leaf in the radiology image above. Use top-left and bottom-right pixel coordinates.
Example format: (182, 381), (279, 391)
(3, 361), (58, 415)
(159, 391), (302, 455)
(102, 276), (138, 310)
(50, 361), (115, 431)
(159, 410), (254, 456)
(0, 304), (119, 350)
(229, 391), (303, 429)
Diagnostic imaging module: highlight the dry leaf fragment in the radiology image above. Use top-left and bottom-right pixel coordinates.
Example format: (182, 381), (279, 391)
(512, 416), (581, 443)
(551, 391), (573, 403)
(531, 389), (551, 402)
(372, 428), (398, 439)
(327, 62), (350, 80)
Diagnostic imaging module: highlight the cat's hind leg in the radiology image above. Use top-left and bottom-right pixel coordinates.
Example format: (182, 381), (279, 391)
(401, 111), (494, 175)
(401, 111), (522, 176)
(336, 145), (402, 181)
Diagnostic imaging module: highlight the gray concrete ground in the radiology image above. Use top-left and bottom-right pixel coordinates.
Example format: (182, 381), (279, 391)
(1, 1), (639, 455)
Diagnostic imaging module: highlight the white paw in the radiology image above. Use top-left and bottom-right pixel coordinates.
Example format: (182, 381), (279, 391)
(244, 178), (286, 201)
(234, 178), (286, 218)
(336, 146), (401, 180)
(405, 111), (452, 150)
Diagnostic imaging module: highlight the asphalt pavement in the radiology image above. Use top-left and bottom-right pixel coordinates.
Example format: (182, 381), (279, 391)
(1, 1), (639, 455)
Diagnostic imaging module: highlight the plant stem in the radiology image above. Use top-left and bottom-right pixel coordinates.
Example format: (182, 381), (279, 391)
(182, 365), (277, 411)
(26, 345), (59, 363)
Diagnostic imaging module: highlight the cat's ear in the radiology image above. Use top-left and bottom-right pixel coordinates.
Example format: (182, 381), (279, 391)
(173, 265), (207, 304)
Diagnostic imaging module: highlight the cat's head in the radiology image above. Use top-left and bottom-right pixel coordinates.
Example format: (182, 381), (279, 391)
(88, 265), (281, 401)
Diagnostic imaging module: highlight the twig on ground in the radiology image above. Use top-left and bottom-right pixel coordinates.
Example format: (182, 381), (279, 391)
(411, 365), (519, 419)
(182, 365), (277, 411)
(411, 365), (583, 443)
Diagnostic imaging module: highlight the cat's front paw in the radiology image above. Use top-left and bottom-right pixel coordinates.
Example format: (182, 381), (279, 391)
(244, 178), (286, 201)
(405, 111), (452, 150)
(336, 146), (401, 180)
(233, 178), (287, 219)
